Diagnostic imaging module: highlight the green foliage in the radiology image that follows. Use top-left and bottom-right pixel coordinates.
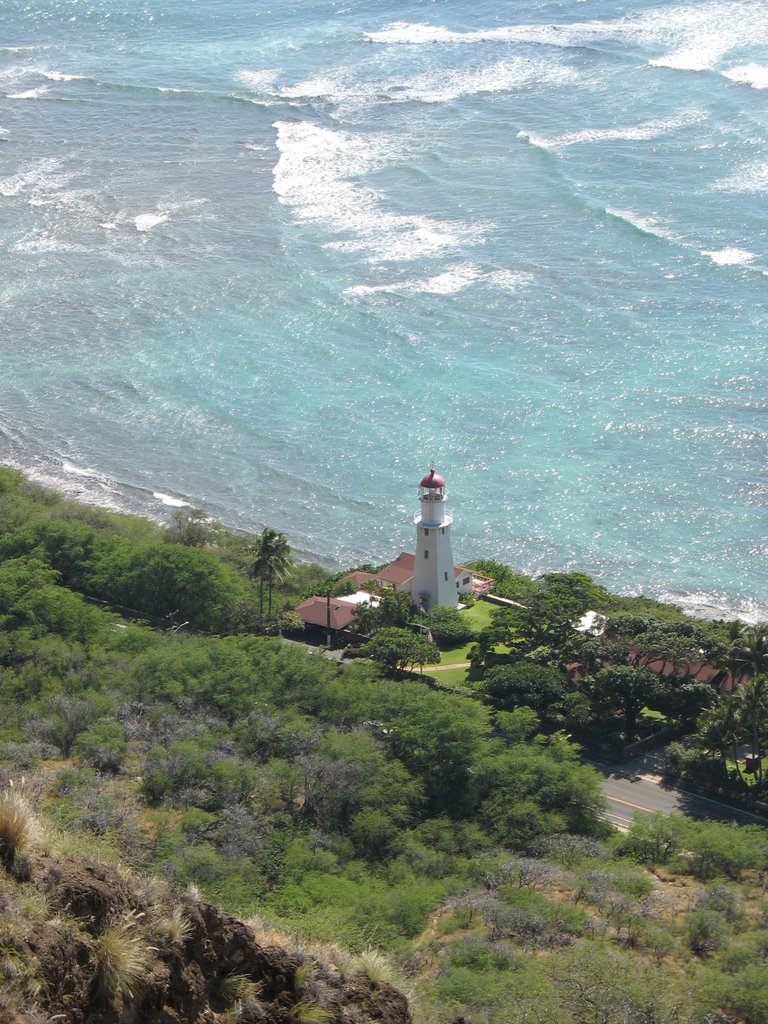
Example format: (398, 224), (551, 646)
(617, 812), (686, 864)
(6, 474), (768, 1024)
(482, 661), (566, 715)
(425, 605), (475, 647)
(73, 721), (127, 774)
(359, 627), (439, 675)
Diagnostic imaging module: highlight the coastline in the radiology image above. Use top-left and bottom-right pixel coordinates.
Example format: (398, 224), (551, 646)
(1, 452), (764, 626)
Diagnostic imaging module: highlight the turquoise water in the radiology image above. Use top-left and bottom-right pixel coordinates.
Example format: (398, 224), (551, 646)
(1, 0), (766, 619)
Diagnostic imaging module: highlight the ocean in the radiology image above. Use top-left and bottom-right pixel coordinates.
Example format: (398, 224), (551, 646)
(1, 0), (766, 621)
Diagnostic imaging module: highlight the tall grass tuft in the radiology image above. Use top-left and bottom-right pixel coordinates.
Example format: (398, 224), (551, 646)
(92, 912), (153, 1007)
(152, 904), (194, 946)
(0, 789), (39, 875)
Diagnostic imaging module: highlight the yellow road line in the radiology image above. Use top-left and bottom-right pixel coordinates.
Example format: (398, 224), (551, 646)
(606, 795), (657, 814)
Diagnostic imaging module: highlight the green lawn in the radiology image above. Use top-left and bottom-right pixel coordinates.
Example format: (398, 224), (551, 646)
(429, 666), (480, 687)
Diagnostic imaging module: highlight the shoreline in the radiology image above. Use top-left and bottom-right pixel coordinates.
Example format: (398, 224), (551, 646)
(1, 453), (764, 626)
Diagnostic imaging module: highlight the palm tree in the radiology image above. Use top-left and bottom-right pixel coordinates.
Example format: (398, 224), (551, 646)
(727, 624), (768, 685)
(737, 674), (768, 792)
(249, 528), (294, 615)
(697, 696), (744, 784)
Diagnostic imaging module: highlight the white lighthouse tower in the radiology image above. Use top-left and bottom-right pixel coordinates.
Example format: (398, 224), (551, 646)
(411, 468), (458, 611)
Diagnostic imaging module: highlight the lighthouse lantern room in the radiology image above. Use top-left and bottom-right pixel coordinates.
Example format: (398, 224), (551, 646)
(411, 468), (458, 610)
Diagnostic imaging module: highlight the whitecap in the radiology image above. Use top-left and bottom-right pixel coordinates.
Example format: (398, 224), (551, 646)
(344, 265), (529, 296)
(7, 86), (49, 99)
(135, 212), (169, 232)
(40, 69), (86, 82)
(0, 157), (71, 199)
(524, 113), (703, 151)
(153, 492), (192, 508)
(714, 160), (768, 193)
(701, 247), (755, 266)
(13, 233), (90, 254)
(272, 121), (475, 262)
(275, 56), (573, 109)
(605, 209), (675, 240)
(364, 19), (637, 48)
(63, 459), (99, 478)
(658, 590), (767, 624)
(649, 39), (730, 71)
(723, 63), (768, 89)
(486, 269), (533, 291)
(236, 69), (278, 91)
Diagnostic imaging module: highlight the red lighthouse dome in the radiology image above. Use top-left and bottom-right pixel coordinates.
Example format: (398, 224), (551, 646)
(419, 468), (445, 489)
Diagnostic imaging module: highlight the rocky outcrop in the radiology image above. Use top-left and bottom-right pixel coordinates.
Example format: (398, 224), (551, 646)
(0, 853), (412, 1024)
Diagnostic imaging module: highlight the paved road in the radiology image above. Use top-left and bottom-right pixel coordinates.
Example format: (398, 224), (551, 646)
(586, 752), (768, 831)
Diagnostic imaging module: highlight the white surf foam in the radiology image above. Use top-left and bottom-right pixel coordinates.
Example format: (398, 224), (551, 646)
(13, 233), (90, 254)
(0, 157), (72, 200)
(7, 86), (48, 99)
(701, 247), (755, 266)
(236, 69), (278, 91)
(649, 38), (730, 71)
(40, 69), (86, 82)
(63, 459), (100, 478)
(723, 63), (768, 89)
(273, 55), (574, 110)
(364, 19), (638, 48)
(658, 589), (767, 624)
(135, 212), (169, 232)
(345, 265), (481, 296)
(153, 492), (192, 508)
(273, 121), (475, 262)
(520, 113), (702, 152)
(345, 265), (530, 296)
(714, 160), (768, 193)
(406, 59), (576, 104)
(486, 269), (533, 291)
(605, 208), (675, 241)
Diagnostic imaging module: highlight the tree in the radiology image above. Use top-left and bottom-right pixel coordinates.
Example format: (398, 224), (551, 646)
(425, 605), (475, 647)
(737, 674), (768, 792)
(587, 665), (661, 736)
(360, 627), (439, 675)
(165, 508), (221, 547)
(728, 624), (768, 684)
(482, 661), (566, 715)
(355, 588), (414, 637)
(73, 721), (128, 774)
(248, 528), (294, 615)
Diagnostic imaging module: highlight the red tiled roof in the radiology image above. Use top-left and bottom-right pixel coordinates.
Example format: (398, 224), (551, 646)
(376, 551), (416, 587)
(345, 571), (377, 587)
(294, 596), (358, 630)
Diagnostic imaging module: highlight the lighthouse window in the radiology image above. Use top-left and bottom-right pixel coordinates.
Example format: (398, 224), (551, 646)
(423, 528), (429, 536)
(424, 550), (429, 559)
(444, 572), (448, 581)
(441, 527), (445, 535)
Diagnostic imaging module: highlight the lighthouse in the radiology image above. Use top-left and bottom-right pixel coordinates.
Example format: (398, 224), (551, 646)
(411, 468), (458, 610)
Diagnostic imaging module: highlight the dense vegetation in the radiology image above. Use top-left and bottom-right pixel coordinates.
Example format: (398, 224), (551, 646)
(1, 469), (768, 1023)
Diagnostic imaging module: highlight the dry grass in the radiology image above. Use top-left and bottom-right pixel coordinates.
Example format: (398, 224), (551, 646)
(291, 999), (332, 1024)
(245, 913), (300, 953)
(219, 972), (262, 1007)
(152, 904), (194, 945)
(92, 911), (154, 1007)
(0, 789), (40, 871)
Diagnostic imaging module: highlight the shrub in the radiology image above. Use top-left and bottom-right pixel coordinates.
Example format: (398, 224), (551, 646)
(425, 606), (475, 647)
(687, 909), (730, 955)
